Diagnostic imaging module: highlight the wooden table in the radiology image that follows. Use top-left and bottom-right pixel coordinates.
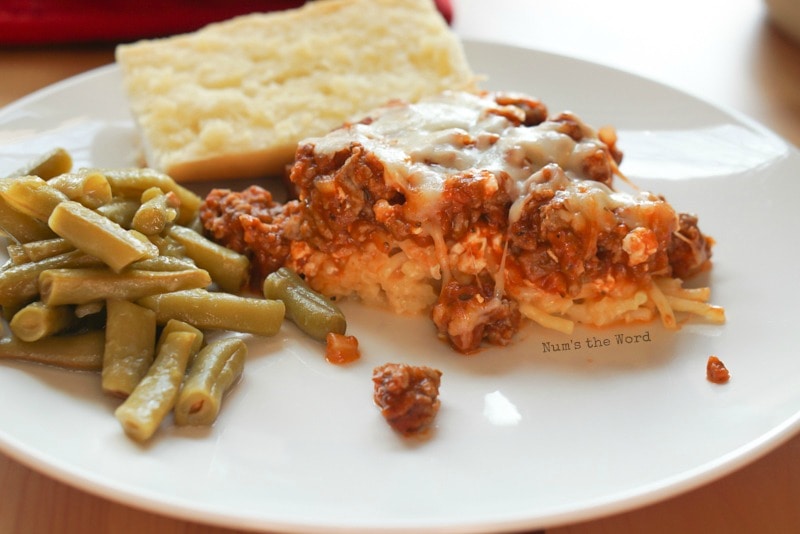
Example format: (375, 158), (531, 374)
(1, 0), (799, 532)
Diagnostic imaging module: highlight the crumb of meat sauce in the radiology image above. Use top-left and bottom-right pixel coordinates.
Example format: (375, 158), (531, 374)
(372, 363), (442, 435)
(325, 333), (360, 364)
(706, 355), (730, 384)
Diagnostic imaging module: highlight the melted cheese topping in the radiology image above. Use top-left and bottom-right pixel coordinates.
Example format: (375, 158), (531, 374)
(507, 163), (664, 230)
(307, 91), (628, 221)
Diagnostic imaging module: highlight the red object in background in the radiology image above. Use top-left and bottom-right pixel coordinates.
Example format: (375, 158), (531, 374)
(0, 0), (453, 45)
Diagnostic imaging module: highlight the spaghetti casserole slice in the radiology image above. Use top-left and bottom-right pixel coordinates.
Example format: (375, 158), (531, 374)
(201, 91), (724, 352)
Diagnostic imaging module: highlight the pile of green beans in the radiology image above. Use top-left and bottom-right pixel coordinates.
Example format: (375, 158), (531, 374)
(0, 148), (279, 442)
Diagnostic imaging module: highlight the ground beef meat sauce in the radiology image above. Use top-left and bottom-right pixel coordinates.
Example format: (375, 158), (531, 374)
(432, 279), (521, 353)
(670, 213), (714, 279)
(372, 363), (443, 435)
(201, 185), (302, 291)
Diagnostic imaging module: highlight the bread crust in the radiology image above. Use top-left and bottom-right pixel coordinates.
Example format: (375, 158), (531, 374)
(163, 145), (295, 183)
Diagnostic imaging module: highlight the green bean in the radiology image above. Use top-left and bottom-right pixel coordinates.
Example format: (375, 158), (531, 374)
(0, 330), (105, 371)
(48, 201), (159, 272)
(100, 168), (201, 225)
(0, 175), (69, 223)
(6, 147), (73, 180)
(0, 195), (56, 244)
(155, 319), (204, 358)
(174, 337), (246, 427)
(114, 331), (198, 441)
(0, 250), (102, 309)
(130, 255), (196, 272)
(95, 198), (139, 228)
(138, 289), (285, 336)
(47, 169), (112, 209)
(74, 301), (104, 318)
(131, 188), (179, 235)
(102, 299), (157, 399)
(166, 226), (249, 293)
(7, 237), (74, 265)
(39, 267), (211, 306)
(263, 267), (346, 341)
(6, 244), (29, 265)
(8, 301), (77, 342)
(147, 234), (187, 258)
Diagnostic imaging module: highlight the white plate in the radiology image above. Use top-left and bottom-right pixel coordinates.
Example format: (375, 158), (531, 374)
(1, 40), (799, 533)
